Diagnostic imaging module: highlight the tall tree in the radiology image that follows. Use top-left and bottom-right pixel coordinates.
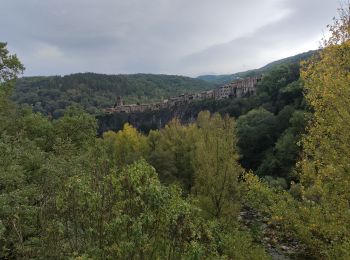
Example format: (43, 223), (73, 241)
(300, 5), (350, 201)
(0, 42), (24, 131)
(103, 123), (149, 166)
(295, 4), (350, 256)
(246, 5), (350, 258)
(193, 111), (243, 221)
(147, 119), (198, 191)
(0, 42), (24, 84)
(236, 108), (278, 170)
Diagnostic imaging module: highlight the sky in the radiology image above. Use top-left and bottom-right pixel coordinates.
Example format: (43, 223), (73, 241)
(1, 0), (340, 77)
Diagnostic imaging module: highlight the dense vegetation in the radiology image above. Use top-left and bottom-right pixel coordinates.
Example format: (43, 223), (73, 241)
(2, 3), (350, 259)
(13, 46), (313, 187)
(99, 60), (309, 186)
(1, 72), (267, 257)
(12, 73), (215, 118)
(244, 6), (350, 258)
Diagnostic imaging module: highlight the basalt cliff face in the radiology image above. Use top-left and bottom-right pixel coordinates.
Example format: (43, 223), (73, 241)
(98, 76), (261, 134)
(98, 101), (200, 134)
(104, 76), (261, 114)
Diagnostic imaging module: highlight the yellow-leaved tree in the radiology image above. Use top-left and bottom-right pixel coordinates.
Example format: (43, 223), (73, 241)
(193, 111), (243, 222)
(297, 3), (350, 256)
(103, 123), (149, 166)
(243, 5), (350, 259)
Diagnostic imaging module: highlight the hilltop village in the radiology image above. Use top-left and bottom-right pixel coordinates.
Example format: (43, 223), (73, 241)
(105, 75), (262, 114)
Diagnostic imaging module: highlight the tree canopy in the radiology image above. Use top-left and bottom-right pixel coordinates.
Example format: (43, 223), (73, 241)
(0, 42), (24, 84)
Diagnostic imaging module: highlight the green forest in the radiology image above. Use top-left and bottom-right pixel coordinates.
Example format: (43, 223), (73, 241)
(13, 73), (215, 118)
(1, 4), (350, 260)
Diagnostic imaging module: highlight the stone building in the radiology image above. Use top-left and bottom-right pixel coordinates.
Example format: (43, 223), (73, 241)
(104, 76), (262, 114)
(115, 96), (124, 107)
(213, 75), (261, 100)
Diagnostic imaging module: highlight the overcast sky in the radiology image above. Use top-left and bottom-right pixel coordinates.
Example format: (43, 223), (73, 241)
(1, 0), (340, 77)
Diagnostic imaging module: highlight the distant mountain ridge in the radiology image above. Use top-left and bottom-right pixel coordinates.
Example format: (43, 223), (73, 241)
(197, 50), (317, 85)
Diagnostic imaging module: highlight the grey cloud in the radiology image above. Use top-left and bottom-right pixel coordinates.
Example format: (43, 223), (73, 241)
(175, 0), (339, 75)
(0, 0), (340, 76)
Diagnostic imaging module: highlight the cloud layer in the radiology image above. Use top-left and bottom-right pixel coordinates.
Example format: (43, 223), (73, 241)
(1, 0), (339, 76)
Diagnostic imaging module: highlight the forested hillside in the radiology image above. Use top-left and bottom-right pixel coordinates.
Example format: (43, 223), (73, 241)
(12, 52), (315, 120)
(13, 73), (215, 118)
(198, 50), (316, 85)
